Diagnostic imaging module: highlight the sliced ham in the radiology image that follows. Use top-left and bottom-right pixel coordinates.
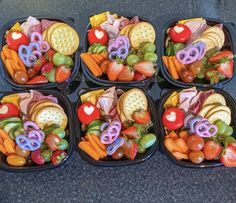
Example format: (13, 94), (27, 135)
(96, 87), (118, 115)
(21, 16), (40, 36)
(41, 19), (56, 32)
(101, 24), (119, 40)
(179, 87), (197, 112)
(28, 23), (42, 36)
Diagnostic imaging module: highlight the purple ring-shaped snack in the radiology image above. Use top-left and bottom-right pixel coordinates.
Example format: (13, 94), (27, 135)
(30, 32), (43, 44)
(28, 130), (45, 143)
(23, 121), (40, 131)
(106, 137), (124, 155)
(40, 41), (50, 53)
(192, 41), (206, 60)
(15, 135), (41, 151)
(32, 50), (42, 59)
(29, 42), (40, 52)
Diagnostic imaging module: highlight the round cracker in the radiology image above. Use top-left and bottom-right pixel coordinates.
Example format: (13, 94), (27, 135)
(207, 110), (231, 125)
(31, 101), (63, 116)
(124, 24), (134, 37)
(29, 99), (52, 115)
(46, 22), (65, 44)
(120, 25), (129, 36)
(33, 106), (68, 129)
(197, 104), (216, 117)
(203, 93), (226, 107)
(203, 32), (222, 48)
(203, 27), (225, 46)
(205, 105), (231, 118)
(122, 88), (148, 121)
(194, 37), (216, 51)
(50, 24), (80, 55)
(129, 22), (156, 49)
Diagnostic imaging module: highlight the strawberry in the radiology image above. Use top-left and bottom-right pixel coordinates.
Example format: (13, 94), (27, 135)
(122, 138), (138, 160)
(107, 61), (125, 81)
(44, 50), (56, 62)
(220, 144), (236, 167)
(217, 60), (234, 78)
(121, 126), (140, 139)
(134, 61), (155, 77)
(41, 62), (54, 75)
(55, 65), (71, 83)
(133, 72), (147, 81)
(132, 109), (151, 124)
(209, 50), (233, 63)
(203, 141), (222, 160)
(33, 56), (47, 71)
(118, 66), (134, 81)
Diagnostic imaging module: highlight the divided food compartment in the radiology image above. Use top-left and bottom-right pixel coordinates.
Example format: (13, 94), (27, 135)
(75, 86), (159, 166)
(157, 87), (236, 168)
(0, 89), (74, 172)
(81, 15), (158, 88)
(160, 17), (236, 88)
(0, 16), (81, 90)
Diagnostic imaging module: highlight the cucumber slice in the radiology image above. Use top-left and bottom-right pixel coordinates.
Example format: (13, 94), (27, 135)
(93, 46), (99, 53)
(0, 117), (21, 128)
(9, 124), (22, 140)
(97, 46), (106, 54)
(87, 120), (103, 132)
(3, 122), (21, 134)
(86, 130), (101, 136)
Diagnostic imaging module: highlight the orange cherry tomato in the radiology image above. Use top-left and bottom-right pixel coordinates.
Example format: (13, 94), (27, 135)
(15, 145), (30, 157)
(7, 154), (26, 166)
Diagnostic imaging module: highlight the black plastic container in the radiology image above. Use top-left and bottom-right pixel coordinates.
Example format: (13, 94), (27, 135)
(0, 89), (74, 172)
(157, 87), (236, 168)
(160, 17), (236, 88)
(81, 14), (158, 88)
(0, 15), (81, 90)
(75, 86), (158, 166)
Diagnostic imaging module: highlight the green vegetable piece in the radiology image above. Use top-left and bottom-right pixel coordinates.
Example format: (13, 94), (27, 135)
(140, 133), (156, 149)
(205, 47), (219, 58)
(41, 150), (52, 162)
(172, 43), (185, 55)
(138, 143), (146, 153)
(52, 127), (66, 139)
(224, 126), (234, 137)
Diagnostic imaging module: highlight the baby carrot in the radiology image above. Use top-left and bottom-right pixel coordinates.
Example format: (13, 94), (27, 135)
(17, 57), (26, 72)
(162, 56), (170, 72)
(164, 138), (178, 153)
(3, 139), (15, 154)
(89, 134), (106, 151)
(0, 144), (7, 155)
(90, 54), (101, 64)
(78, 141), (100, 161)
(100, 52), (108, 60)
(87, 134), (107, 158)
(172, 151), (189, 160)
(8, 59), (21, 71)
(80, 53), (102, 77)
(172, 56), (186, 77)
(179, 130), (189, 141)
(10, 50), (19, 64)
(1, 51), (6, 65)
(168, 56), (179, 80)
(174, 138), (189, 153)
(2, 45), (11, 59)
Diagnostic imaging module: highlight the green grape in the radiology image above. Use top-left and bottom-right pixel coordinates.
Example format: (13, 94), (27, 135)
(126, 54), (140, 66)
(215, 120), (228, 135)
(140, 42), (156, 53)
(224, 126), (233, 136)
(143, 52), (158, 63)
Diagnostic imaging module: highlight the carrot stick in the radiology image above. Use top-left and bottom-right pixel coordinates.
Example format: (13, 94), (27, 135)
(8, 59), (21, 71)
(179, 130), (189, 141)
(3, 139), (15, 154)
(17, 57), (26, 72)
(162, 56), (170, 72)
(168, 131), (178, 140)
(10, 50), (19, 64)
(174, 138), (189, 153)
(87, 134), (107, 158)
(94, 54), (104, 63)
(0, 143), (7, 155)
(5, 59), (15, 79)
(1, 51), (6, 65)
(172, 151), (188, 160)
(172, 56), (186, 77)
(89, 134), (106, 151)
(0, 129), (9, 139)
(2, 45), (11, 59)
(168, 56), (179, 80)
(78, 141), (100, 160)
(100, 52), (108, 60)
(80, 53), (102, 77)
(164, 138), (178, 153)
(90, 54), (101, 64)
(0, 137), (3, 145)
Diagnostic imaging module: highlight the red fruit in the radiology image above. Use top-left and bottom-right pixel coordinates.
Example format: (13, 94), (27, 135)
(107, 61), (125, 81)
(122, 139), (138, 160)
(121, 126), (140, 139)
(44, 50), (56, 62)
(41, 62), (54, 75)
(209, 50), (233, 63)
(33, 56), (47, 71)
(26, 75), (48, 84)
(87, 27), (109, 45)
(217, 60), (234, 78)
(118, 66), (134, 81)
(45, 134), (61, 151)
(51, 150), (67, 165)
(220, 144), (236, 167)
(133, 72), (147, 81)
(55, 65), (71, 83)
(6, 31), (29, 51)
(0, 103), (20, 119)
(77, 102), (100, 125)
(132, 109), (151, 124)
(27, 68), (39, 79)
(31, 149), (45, 165)
(169, 24), (191, 43)
(203, 141), (222, 160)
(134, 61), (155, 77)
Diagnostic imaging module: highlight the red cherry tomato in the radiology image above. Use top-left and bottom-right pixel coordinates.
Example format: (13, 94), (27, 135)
(87, 27), (109, 45)
(162, 107), (185, 130)
(51, 150), (67, 165)
(45, 134), (61, 151)
(169, 24), (191, 43)
(77, 102), (100, 125)
(6, 31), (29, 51)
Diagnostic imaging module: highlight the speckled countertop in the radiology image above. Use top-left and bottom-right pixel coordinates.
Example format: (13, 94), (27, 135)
(0, 0), (236, 202)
